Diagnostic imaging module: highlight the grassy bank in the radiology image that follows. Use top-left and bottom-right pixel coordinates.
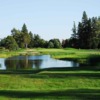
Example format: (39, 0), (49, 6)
(0, 48), (39, 58)
(0, 48), (100, 59)
(0, 69), (100, 100)
(36, 48), (100, 65)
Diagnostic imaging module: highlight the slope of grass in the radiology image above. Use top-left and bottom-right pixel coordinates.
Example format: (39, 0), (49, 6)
(0, 69), (100, 99)
(0, 48), (100, 63)
(0, 48), (39, 58)
(36, 48), (100, 59)
(0, 89), (100, 100)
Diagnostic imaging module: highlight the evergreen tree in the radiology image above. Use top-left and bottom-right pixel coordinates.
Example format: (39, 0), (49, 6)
(81, 11), (89, 48)
(21, 23), (28, 33)
(33, 34), (41, 47)
(72, 22), (77, 39)
(77, 22), (83, 48)
(94, 17), (100, 48)
(76, 11), (100, 49)
(21, 24), (31, 48)
(71, 22), (78, 48)
(82, 11), (88, 23)
(62, 39), (69, 48)
(29, 31), (34, 48)
(86, 18), (92, 49)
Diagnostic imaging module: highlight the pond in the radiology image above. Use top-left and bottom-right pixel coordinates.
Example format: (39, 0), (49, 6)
(0, 55), (79, 70)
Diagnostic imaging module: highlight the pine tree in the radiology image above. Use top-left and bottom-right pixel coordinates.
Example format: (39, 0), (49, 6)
(21, 24), (31, 48)
(72, 22), (77, 38)
(82, 11), (89, 48)
(82, 11), (88, 24)
(21, 23), (28, 33)
(29, 31), (34, 48)
(77, 22), (83, 48)
(71, 22), (78, 48)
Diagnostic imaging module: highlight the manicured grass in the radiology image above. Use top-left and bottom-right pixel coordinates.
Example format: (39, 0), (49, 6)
(0, 69), (100, 99)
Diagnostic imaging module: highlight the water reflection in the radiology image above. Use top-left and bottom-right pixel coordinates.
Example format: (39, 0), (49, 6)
(0, 55), (79, 70)
(5, 56), (43, 70)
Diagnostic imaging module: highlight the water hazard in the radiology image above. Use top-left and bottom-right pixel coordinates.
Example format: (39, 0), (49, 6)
(0, 55), (79, 70)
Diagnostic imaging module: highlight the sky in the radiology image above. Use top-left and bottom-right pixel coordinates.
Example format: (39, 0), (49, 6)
(0, 0), (100, 41)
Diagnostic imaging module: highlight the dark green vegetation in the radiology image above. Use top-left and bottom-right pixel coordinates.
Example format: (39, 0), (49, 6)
(63, 11), (100, 49)
(0, 24), (62, 50)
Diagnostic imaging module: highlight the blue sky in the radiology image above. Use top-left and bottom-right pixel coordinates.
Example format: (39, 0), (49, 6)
(0, 0), (100, 40)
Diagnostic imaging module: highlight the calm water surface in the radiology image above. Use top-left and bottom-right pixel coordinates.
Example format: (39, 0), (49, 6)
(0, 55), (79, 70)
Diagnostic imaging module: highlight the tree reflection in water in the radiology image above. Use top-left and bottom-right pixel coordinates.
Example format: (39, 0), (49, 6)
(3, 55), (80, 70)
(5, 56), (43, 70)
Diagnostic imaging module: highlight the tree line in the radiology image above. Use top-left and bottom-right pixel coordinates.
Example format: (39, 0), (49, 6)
(63, 11), (100, 49)
(0, 11), (100, 50)
(0, 24), (62, 50)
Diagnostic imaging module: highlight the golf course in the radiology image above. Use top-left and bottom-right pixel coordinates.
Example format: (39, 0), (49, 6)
(0, 48), (100, 100)
(0, 0), (100, 99)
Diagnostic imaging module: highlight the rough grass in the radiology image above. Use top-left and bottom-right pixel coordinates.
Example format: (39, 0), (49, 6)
(36, 48), (100, 60)
(0, 48), (100, 59)
(0, 48), (39, 58)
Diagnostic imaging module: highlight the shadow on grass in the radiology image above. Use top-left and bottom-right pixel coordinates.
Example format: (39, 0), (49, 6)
(40, 73), (100, 78)
(0, 70), (41, 74)
(42, 67), (100, 71)
(0, 89), (100, 100)
(0, 66), (100, 75)
(87, 55), (100, 66)
(22, 72), (100, 79)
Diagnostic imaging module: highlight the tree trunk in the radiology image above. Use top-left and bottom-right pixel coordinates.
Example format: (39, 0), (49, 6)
(25, 43), (27, 48)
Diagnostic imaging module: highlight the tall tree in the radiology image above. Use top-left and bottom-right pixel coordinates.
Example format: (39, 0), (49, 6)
(21, 24), (31, 48)
(81, 11), (89, 48)
(77, 22), (83, 48)
(82, 11), (88, 24)
(86, 18), (92, 49)
(21, 23), (28, 33)
(75, 11), (100, 49)
(29, 31), (34, 48)
(76, 11), (89, 49)
(93, 17), (100, 48)
(72, 21), (77, 39)
(71, 22), (78, 48)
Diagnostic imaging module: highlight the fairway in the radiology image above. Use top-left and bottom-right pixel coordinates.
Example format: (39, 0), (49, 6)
(0, 69), (100, 100)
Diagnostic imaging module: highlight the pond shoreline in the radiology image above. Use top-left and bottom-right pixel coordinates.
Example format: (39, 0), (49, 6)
(0, 48), (100, 68)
